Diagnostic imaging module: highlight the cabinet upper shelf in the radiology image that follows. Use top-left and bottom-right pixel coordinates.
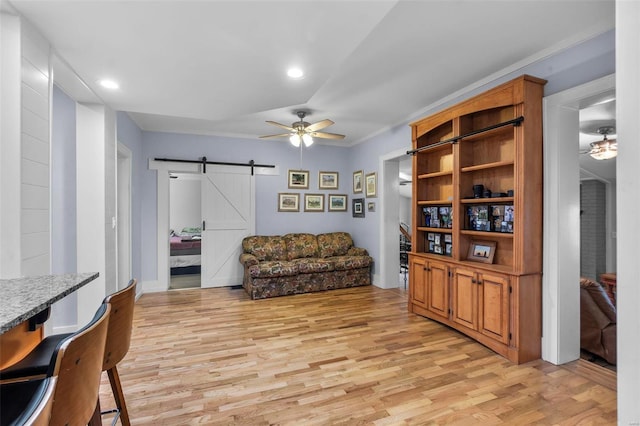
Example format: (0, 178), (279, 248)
(460, 160), (514, 173)
(418, 170), (454, 179)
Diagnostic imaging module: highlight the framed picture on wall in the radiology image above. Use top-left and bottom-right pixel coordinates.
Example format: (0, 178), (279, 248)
(365, 172), (377, 197)
(278, 193), (299, 212)
(352, 198), (365, 218)
(304, 194), (324, 212)
(353, 170), (363, 193)
(288, 170), (309, 189)
(319, 171), (339, 190)
(328, 194), (348, 212)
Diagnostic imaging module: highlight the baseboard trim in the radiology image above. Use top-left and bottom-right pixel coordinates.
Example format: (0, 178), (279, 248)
(51, 324), (77, 335)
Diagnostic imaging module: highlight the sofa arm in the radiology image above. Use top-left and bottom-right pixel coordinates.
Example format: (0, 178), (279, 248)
(239, 253), (259, 267)
(347, 247), (369, 256)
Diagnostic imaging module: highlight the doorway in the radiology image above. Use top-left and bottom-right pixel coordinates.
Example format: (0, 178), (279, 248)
(542, 73), (615, 364)
(117, 143), (132, 291)
(151, 160), (256, 292)
(379, 148), (413, 289)
(169, 172), (202, 290)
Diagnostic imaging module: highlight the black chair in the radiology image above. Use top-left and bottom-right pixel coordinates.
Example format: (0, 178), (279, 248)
(0, 303), (110, 425)
(0, 377), (56, 425)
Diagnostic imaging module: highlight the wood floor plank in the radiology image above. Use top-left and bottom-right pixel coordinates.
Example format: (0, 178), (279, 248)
(98, 286), (617, 425)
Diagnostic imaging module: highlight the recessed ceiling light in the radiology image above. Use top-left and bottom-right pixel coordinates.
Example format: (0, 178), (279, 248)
(287, 68), (304, 79)
(98, 79), (119, 90)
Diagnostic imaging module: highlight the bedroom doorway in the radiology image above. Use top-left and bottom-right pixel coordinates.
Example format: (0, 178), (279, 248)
(117, 143), (132, 291)
(169, 172), (202, 290)
(152, 159), (263, 292)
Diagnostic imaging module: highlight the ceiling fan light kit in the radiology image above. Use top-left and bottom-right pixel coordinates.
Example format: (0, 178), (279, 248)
(260, 111), (345, 147)
(586, 126), (618, 160)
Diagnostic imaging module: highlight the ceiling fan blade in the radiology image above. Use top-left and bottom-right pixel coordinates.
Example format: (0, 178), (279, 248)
(305, 119), (334, 132)
(265, 121), (295, 132)
(259, 133), (291, 139)
(310, 131), (345, 140)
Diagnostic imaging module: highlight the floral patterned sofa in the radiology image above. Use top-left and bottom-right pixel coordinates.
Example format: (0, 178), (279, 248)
(239, 232), (373, 299)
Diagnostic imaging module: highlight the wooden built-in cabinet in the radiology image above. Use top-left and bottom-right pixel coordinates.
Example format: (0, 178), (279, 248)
(408, 75), (546, 364)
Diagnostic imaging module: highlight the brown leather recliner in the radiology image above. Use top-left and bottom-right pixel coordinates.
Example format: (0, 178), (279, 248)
(580, 277), (617, 365)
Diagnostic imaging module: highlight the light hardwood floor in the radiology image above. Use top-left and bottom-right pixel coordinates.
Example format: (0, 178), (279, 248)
(98, 286), (616, 425)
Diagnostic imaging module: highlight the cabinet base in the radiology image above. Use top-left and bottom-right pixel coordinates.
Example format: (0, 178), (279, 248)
(409, 303), (540, 364)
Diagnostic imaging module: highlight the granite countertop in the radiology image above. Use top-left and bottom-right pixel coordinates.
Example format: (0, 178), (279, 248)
(0, 272), (99, 334)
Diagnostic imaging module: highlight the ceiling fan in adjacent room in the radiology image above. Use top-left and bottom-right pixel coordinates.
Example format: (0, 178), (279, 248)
(260, 111), (345, 147)
(580, 125), (618, 160)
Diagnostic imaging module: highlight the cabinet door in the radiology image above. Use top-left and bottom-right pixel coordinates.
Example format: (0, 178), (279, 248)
(409, 258), (428, 308)
(426, 261), (449, 320)
(451, 268), (478, 330)
(478, 273), (510, 344)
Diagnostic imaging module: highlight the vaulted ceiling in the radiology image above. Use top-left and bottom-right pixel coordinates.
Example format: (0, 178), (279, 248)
(5, 0), (615, 147)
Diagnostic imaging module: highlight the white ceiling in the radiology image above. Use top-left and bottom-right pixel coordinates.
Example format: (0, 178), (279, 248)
(5, 0), (615, 147)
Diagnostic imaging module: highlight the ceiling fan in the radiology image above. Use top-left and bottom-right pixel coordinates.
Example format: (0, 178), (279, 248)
(580, 126), (617, 160)
(260, 111), (345, 147)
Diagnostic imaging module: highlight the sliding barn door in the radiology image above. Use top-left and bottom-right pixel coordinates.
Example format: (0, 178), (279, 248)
(201, 165), (255, 288)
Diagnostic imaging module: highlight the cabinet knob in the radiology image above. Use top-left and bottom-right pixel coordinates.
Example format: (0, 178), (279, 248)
(472, 279), (477, 284)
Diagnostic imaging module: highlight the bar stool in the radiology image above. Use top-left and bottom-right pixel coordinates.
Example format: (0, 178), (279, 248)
(0, 279), (137, 425)
(94, 278), (137, 425)
(0, 303), (110, 425)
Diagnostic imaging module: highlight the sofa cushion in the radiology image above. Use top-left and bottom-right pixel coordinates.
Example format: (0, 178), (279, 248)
(292, 258), (335, 274)
(242, 236), (287, 261)
(248, 261), (298, 278)
(284, 233), (318, 260)
(317, 232), (353, 258)
(330, 255), (372, 271)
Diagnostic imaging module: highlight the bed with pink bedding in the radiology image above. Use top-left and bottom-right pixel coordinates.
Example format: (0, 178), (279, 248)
(170, 233), (201, 275)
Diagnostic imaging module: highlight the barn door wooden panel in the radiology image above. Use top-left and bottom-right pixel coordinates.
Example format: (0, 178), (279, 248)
(201, 166), (254, 288)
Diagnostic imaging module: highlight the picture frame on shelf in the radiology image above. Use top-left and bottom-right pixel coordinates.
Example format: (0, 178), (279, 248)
(318, 171), (339, 190)
(353, 170), (363, 193)
(328, 194), (348, 212)
(352, 198), (365, 217)
(466, 240), (496, 264)
(288, 170), (309, 189)
(365, 172), (377, 197)
(304, 194), (324, 212)
(278, 193), (299, 212)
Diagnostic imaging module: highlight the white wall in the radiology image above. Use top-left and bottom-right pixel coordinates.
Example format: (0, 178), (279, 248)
(76, 103), (107, 327)
(399, 195), (411, 229)
(616, 0), (640, 422)
(169, 175), (201, 234)
(0, 12), (22, 278)
(0, 11), (51, 278)
(20, 16), (51, 276)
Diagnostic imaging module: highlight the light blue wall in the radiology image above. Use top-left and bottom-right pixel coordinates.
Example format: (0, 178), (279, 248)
(139, 132), (356, 281)
(116, 111), (143, 284)
(130, 29), (616, 286)
(51, 85), (77, 326)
